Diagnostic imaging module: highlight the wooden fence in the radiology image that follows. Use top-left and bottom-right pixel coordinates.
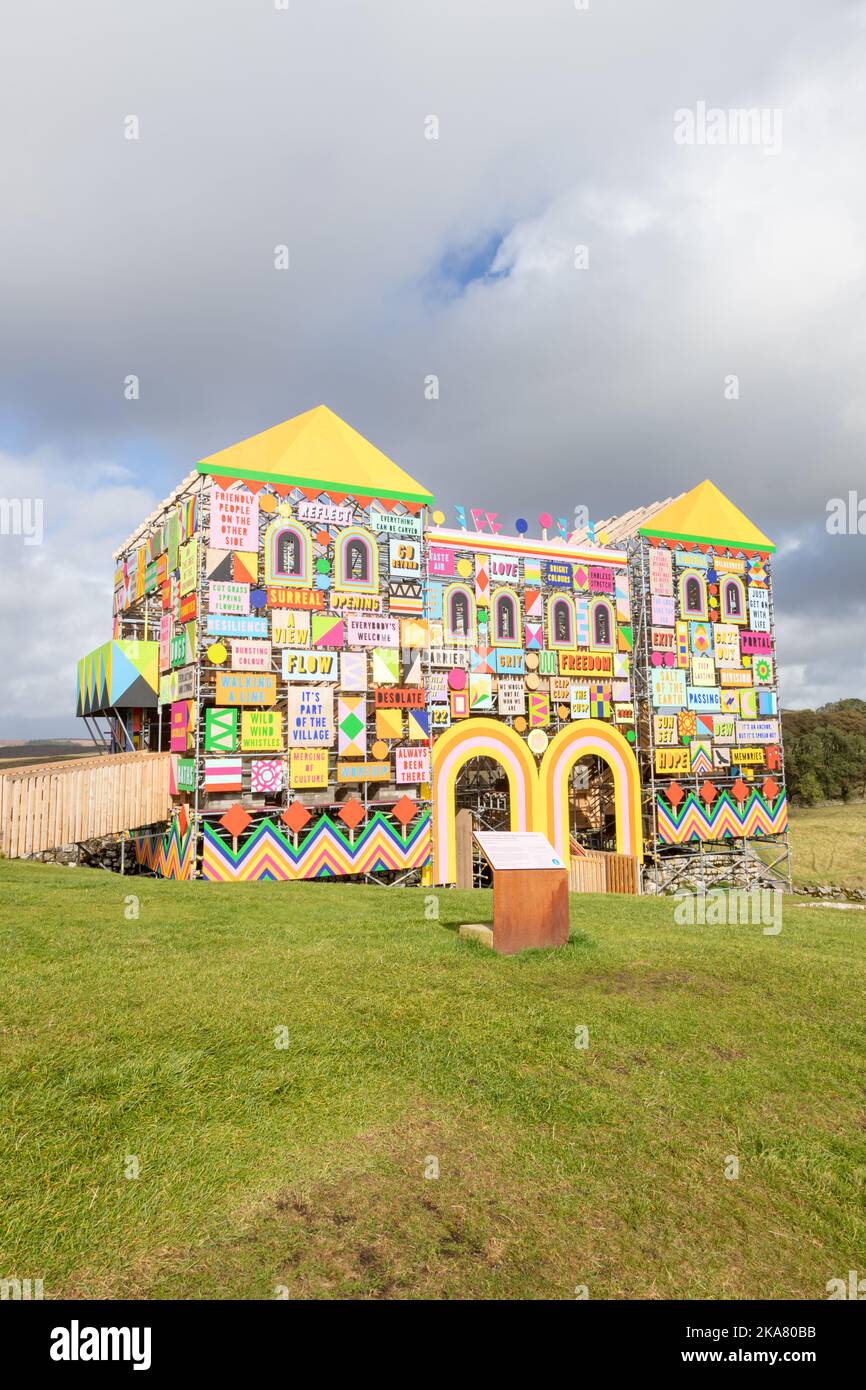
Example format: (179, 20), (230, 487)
(0, 752), (171, 858)
(569, 848), (640, 895)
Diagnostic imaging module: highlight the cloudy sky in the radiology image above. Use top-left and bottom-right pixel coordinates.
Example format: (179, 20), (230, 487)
(1, 0), (864, 737)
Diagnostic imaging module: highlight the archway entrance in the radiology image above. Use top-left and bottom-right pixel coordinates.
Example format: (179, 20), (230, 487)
(567, 755), (618, 853)
(454, 755), (511, 887)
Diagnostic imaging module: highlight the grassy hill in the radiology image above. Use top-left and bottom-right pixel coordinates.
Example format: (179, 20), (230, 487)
(788, 801), (866, 891)
(1, 857), (864, 1300)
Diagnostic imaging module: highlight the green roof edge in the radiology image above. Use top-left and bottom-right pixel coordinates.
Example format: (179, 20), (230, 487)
(638, 524), (775, 554)
(196, 460), (433, 504)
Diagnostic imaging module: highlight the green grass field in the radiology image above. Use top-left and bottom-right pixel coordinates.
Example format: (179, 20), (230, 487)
(788, 801), (866, 890)
(1, 856), (864, 1300)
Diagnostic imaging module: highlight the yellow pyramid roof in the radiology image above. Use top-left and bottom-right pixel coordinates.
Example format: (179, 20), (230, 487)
(638, 479), (774, 552)
(196, 405), (433, 503)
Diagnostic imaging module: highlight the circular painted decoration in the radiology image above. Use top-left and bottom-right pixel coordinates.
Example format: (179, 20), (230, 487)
(525, 673), (540, 690)
(527, 728), (548, 754)
(259, 493), (278, 514)
(513, 716), (527, 733)
(709, 596), (718, 608)
(432, 509), (445, 525)
(539, 512), (553, 529)
(316, 556), (331, 574)
(557, 704), (569, 720)
(651, 651), (662, 667)
(525, 652), (539, 670)
(249, 589), (267, 608)
(278, 502), (292, 517)
(371, 740), (389, 760)
(207, 642), (228, 664)
(315, 574), (331, 590)
(598, 530), (609, 544)
(663, 652), (675, 667)
(515, 518), (528, 534)
(448, 667), (467, 691)
(626, 729), (636, 743)
(316, 529), (331, 547)
(742, 654), (752, 667)
(754, 656), (772, 681)
(456, 558), (473, 578)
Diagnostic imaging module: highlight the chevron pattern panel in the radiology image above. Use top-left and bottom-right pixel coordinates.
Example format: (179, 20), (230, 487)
(657, 789), (788, 845)
(132, 819), (195, 880)
(202, 810), (432, 882)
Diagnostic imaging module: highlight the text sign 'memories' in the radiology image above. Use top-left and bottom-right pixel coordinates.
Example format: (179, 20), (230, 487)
(474, 831), (565, 872)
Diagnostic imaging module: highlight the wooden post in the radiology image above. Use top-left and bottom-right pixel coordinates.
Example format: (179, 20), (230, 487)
(455, 808), (474, 889)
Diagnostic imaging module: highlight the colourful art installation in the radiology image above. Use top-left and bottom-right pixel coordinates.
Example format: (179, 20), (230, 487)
(80, 408), (786, 888)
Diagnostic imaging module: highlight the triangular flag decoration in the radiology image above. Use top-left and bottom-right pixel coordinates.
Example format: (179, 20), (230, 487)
(375, 707), (403, 740)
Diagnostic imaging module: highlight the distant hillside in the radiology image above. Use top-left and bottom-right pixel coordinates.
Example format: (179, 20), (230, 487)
(782, 700), (866, 805)
(0, 740), (94, 770)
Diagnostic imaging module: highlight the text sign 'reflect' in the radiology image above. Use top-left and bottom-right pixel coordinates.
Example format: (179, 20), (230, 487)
(474, 831), (565, 872)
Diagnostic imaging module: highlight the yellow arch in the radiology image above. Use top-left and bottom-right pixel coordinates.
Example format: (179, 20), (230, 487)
(539, 720), (643, 863)
(431, 718), (540, 884)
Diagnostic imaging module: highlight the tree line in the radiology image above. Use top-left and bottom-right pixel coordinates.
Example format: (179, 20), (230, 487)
(782, 699), (866, 805)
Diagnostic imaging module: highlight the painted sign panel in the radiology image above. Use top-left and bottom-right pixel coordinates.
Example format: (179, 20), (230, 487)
(289, 748), (329, 788)
(389, 538), (421, 577)
(395, 746), (430, 783)
(210, 488), (259, 550)
(489, 554), (520, 583)
(428, 546), (455, 578)
(687, 686), (722, 712)
(287, 687), (335, 745)
(179, 538), (198, 595)
(736, 718), (780, 743)
(215, 671), (277, 706)
(329, 591), (382, 613)
(297, 499), (353, 527)
(372, 512), (423, 537)
(272, 609), (310, 647)
(570, 685), (591, 719)
(649, 547), (673, 595)
(588, 564), (615, 594)
(740, 629), (773, 656)
(266, 586), (324, 609)
(336, 760), (390, 783)
(655, 747), (690, 775)
(373, 687), (425, 708)
(558, 651), (614, 677)
(545, 559), (573, 589)
(282, 649), (340, 681)
(651, 668), (687, 707)
(206, 615), (269, 638)
(208, 582), (249, 615)
(240, 709), (282, 751)
(498, 678), (525, 715)
(231, 640), (272, 672)
(651, 595), (676, 626)
(346, 614), (400, 647)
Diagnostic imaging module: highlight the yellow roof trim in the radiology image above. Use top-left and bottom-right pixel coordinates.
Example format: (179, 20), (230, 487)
(638, 479), (775, 552)
(196, 405), (433, 503)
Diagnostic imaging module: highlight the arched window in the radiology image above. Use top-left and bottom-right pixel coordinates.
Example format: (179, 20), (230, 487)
(548, 594), (576, 649)
(444, 582), (476, 643)
(333, 526), (378, 593)
(589, 598), (615, 650)
(679, 569), (708, 619)
(491, 587), (520, 645)
(721, 575), (746, 623)
(264, 518), (312, 587)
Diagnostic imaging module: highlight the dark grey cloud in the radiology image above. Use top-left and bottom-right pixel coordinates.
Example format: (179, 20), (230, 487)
(0, 0), (864, 733)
